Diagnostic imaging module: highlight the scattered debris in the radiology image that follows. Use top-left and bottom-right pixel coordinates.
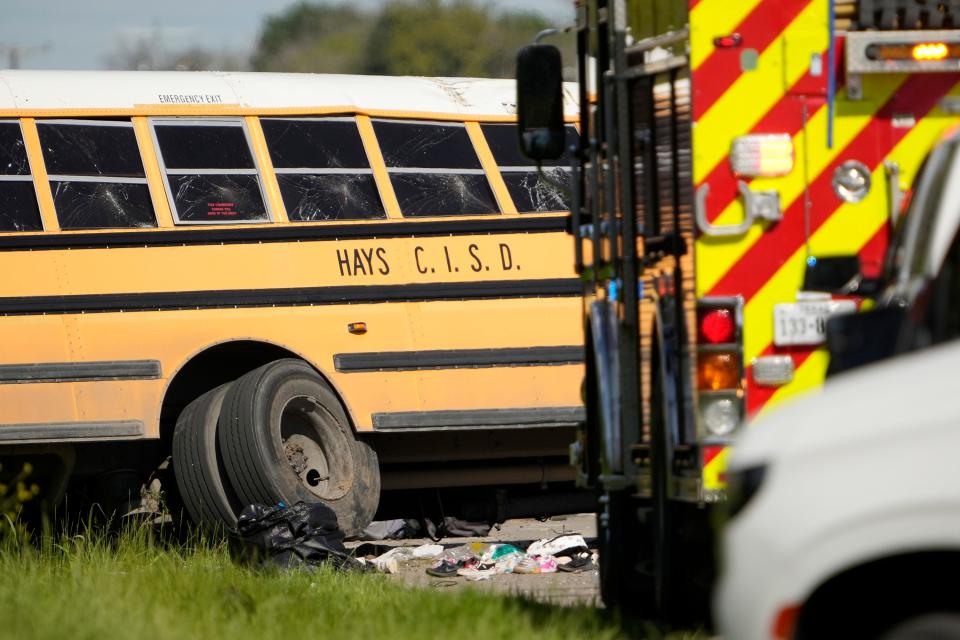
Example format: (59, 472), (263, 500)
(369, 543), (444, 573)
(359, 518), (421, 540)
(526, 534), (589, 558)
(235, 501), (364, 571)
(357, 532), (597, 583)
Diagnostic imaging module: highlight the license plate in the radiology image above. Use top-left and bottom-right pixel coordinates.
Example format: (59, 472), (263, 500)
(773, 300), (857, 346)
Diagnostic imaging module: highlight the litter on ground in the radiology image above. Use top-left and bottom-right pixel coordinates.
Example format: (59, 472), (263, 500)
(361, 532), (597, 582)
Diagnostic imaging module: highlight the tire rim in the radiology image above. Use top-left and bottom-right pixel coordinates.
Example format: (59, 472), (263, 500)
(279, 395), (353, 501)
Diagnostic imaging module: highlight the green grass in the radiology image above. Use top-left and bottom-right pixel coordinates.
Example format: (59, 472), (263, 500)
(0, 522), (702, 640)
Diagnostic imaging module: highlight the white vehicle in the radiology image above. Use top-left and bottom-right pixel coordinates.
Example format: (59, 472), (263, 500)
(715, 339), (960, 639)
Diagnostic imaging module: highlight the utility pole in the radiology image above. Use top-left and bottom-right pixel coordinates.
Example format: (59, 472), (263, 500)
(0, 43), (51, 69)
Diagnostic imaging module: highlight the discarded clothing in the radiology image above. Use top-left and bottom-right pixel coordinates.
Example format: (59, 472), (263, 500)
(514, 555), (559, 574)
(359, 518), (422, 540)
(526, 533), (589, 558)
(370, 543), (444, 573)
(422, 516), (492, 540)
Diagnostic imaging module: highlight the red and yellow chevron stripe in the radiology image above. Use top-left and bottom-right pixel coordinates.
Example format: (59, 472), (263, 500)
(692, 0), (960, 491)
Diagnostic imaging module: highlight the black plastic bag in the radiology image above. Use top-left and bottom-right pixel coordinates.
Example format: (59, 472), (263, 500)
(235, 501), (363, 571)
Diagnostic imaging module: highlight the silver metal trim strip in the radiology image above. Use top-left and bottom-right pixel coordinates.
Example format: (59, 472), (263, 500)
(0, 359), (161, 384)
(0, 420), (144, 442)
(273, 167), (374, 175)
(48, 175), (148, 184)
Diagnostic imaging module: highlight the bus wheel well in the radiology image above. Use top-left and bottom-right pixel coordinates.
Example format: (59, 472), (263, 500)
(160, 341), (318, 446)
(795, 551), (960, 639)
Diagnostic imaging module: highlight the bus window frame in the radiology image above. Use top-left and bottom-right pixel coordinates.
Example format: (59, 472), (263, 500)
(148, 117), (276, 226)
(372, 118), (502, 218)
(0, 118), (44, 232)
(258, 115), (386, 223)
(37, 118), (157, 230)
(480, 122), (578, 215)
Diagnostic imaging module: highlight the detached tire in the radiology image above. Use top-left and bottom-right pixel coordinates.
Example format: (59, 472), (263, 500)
(172, 384), (243, 531)
(218, 359), (379, 537)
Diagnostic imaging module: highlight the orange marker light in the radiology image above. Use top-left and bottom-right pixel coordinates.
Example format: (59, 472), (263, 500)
(347, 322), (367, 334)
(913, 42), (949, 61)
(697, 352), (740, 390)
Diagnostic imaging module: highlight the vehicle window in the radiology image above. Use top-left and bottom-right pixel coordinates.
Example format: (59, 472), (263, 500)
(907, 143), (956, 278)
(373, 119), (498, 217)
(917, 226), (960, 347)
(480, 123), (579, 213)
(37, 120), (155, 230)
(260, 118), (385, 221)
(0, 121), (42, 232)
(152, 119), (269, 224)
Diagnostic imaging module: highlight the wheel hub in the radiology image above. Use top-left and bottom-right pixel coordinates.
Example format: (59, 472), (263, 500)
(280, 396), (352, 500)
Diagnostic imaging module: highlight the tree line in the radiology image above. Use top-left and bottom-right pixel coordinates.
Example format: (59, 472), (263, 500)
(105, 0), (574, 79)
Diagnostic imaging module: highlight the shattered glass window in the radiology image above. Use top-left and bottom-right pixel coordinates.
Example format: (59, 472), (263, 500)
(277, 174), (384, 221)
(260, 118), (385, 221)
(374, 121), (481, 169)
(480, 124), (579, 167)
(391, 174), (497, 217)
(154, 124), (254, 170)
(168, 175), (267, 223)
(0, 121), (41, 232)
(0, 181), (42, 232)
(37, 119), (156, 229)
(0, 122), (30, 176)
(502, 168), (571, 213)
(261, 119), (369, 169)
(374, 119), (498, 217)
(481, 123), (578, 213)
(38, 122), (145, 177)
(52, 182), (154, 230)
(152, 119), (269, 224)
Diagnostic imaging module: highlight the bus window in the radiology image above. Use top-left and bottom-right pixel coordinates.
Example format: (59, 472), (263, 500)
(37, 119), (156, 230)
(260, 117), (385, 221)
(0, 121), (42, 232)
(372, 119), (499, 217)
(480, 123), (579, 214)
(151, 119), (270, 224)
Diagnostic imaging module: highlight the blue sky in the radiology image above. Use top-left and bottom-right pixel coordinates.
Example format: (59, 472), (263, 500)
(0, 0), (574, 70)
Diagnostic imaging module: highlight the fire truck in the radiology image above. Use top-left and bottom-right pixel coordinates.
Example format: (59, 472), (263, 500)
(517, 0), (960, 621)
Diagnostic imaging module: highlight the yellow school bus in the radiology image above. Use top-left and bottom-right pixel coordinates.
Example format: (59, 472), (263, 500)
(0, 70), (585, 534)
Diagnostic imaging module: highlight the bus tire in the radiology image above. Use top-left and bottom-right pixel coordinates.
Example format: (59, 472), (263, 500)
(172, 383), (243, 531)
(217, 358), (380, 537)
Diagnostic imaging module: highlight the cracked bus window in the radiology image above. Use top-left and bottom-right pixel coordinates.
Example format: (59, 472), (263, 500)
(0, 121), (41, 232)
(260, 118), (385, 221)
(481, 123), (579, 213)
(152, 119), (268, 224)
(373, 119), (498, 217)
(37, 119), (154, 230)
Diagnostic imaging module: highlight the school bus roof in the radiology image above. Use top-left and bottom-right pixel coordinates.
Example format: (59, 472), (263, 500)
(0, 70), (579, 119)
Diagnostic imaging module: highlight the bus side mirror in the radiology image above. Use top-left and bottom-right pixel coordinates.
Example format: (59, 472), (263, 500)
(804, 255), (883, 296)
(516, 44), (565, 161)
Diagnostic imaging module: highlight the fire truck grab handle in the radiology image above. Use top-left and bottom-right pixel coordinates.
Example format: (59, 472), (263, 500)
(695, 181), (782, 237)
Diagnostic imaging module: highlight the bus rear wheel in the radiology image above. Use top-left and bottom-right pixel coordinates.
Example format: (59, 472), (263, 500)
(172, 383), (243, 531)
(217, 358), (380, 537)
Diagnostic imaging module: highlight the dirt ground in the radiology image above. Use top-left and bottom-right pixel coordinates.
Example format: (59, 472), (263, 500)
(346, 513), (600, 607)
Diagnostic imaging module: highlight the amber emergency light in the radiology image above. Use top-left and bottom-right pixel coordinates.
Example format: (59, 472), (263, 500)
(697, 352), (740, 391)
(866, 41), (960, 62)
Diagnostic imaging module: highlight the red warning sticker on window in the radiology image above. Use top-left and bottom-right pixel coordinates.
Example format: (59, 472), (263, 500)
(208, 202), (238, 217)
